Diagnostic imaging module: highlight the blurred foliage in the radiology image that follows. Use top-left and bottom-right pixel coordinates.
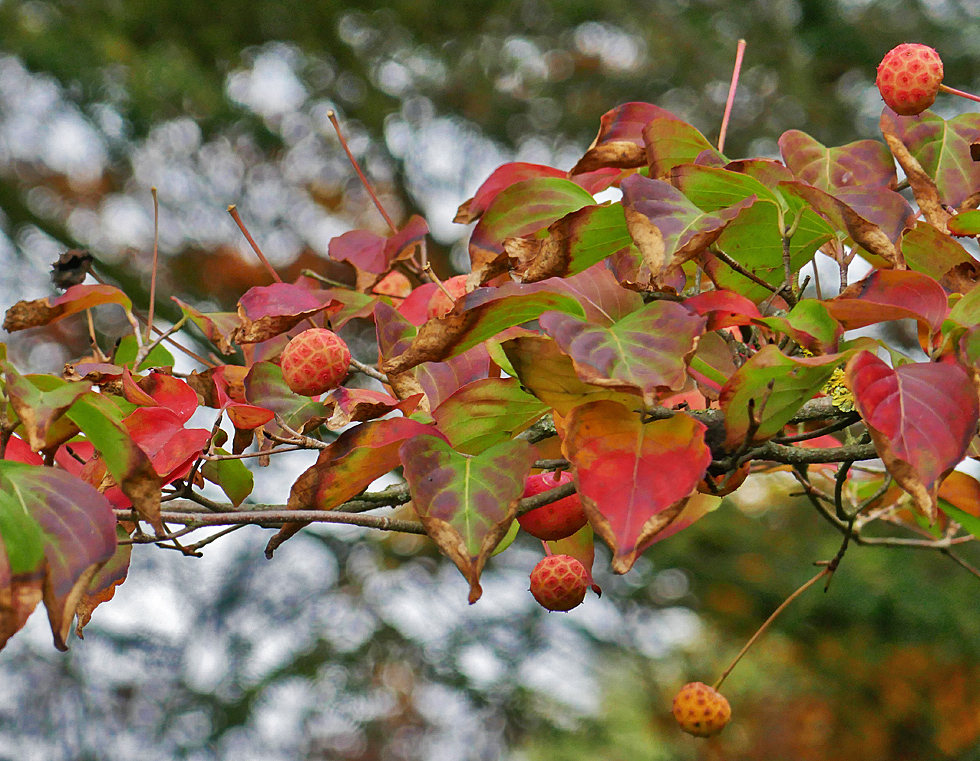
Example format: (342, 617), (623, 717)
(1, 1), (980, 759)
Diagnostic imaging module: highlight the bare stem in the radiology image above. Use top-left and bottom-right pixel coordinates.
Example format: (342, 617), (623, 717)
(939, 83), (980, 105)
(146, 187), (161, 343)
(713, 566), (829, 691)
(327, 110), (398, 234)
(228, 205), (283, 284)
(717, 39), (747, 154)
(349, 356), (389, 383)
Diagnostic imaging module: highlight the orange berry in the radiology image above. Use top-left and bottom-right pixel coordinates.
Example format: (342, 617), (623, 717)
(671, 682), (731, 737)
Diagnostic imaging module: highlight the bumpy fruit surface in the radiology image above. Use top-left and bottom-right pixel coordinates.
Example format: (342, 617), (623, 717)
(672, 682), (731, 738)
(876, 43), (943, 116)
(427, 274), (469, 319)
(529, 554), (588, 612)
(280, 328), (351, 396)
(518, 471), (588, 541)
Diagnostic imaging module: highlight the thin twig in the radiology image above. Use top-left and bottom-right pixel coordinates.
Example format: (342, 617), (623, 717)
(349, 357), (388, 383)
(717, 39), (746, 154)
(710, 247), (781, 296)
(146, 187), (160, 342)
(713, 566), (829, 690)
(327, 110), (398, 234)
(228, 205), (283, 284)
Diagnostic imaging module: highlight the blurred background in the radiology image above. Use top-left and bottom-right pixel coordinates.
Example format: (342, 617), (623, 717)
(2, 0), (980, 758)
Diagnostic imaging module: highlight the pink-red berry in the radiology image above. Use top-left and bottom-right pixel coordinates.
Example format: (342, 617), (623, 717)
(518, 471), (588, 541)
(671, 682), (731, 738)
(280, 328), (351, 396)
(529, 554), (588, 612)
(876, 43), (944, 116)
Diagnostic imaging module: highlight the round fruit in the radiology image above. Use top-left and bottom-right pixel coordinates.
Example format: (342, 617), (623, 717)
(280, 328), (351, 396)
(876, 43), (944, 116)
(427, 274), (469, 319)
(518, 471), (588, 541)
(529, 554), (588, 612)
(671, 682), (731, 738)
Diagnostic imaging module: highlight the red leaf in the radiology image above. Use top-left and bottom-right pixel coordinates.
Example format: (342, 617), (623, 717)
(329, 229), (386, 272)
(684, 290), (763, 330)
(825, 269), (948, 350)
(846, 351), (979, 520)
(561, 401), (711, 573)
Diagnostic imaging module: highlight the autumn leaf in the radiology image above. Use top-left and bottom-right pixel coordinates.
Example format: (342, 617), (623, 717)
(846, 351), (978, 521)
(3, 284), (133, 333)
(720, 345), (849, 449)
(231, 282), (340, 345)
(778, 130), (897, 190)
(400, 436), (535, 603)
(266, 418), (446, 557)
(2, 363), (90, 452)
(570, 102), (681, 175)
(539, 300), (706, 407)
(0, 461), (117, 651)
(561, 401), (711, 573)
(455, 162), (567, 224)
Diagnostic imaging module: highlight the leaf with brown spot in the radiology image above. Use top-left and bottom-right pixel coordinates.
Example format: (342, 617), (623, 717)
(901, 220), (973, 281)
(880, 110), (949, 230)
(381, 287), (586, 376)
(172, 297), (240, 354)
(570, 102), (681, 175)
(779, 181), (912, 268)
(4, 284), (133, 333)
(642, 117), (725, 178)
(2, 364), (90, 452)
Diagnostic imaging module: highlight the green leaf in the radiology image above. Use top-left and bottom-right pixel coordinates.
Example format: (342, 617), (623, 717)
(948, 210), (980, 237)
(902, 221), (973, 280)
(202, 449), (254, 507)
(470, 178), (595, 255)
(432, 378), (547, 455)
(720, 345), (850, 448)
(2, 363), (90, 452)
(939, 501), (980, 541)
(66, 393), (162, 532)
(113, 334), (175, 370)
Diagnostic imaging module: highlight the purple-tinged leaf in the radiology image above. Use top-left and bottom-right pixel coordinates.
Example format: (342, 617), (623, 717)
(847, 351), (978, 520)
(432, 377), (547, 455)
(539, 300), (706, 407)
(416, 344), (492, 411)
(547, 264), (644, 325)
(0, 461), (117, 651)
(375, 301), (418, 360)
(329, 229), (385, 272)
(400, 436), (535, 602)
(778, 130), (897, 190)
